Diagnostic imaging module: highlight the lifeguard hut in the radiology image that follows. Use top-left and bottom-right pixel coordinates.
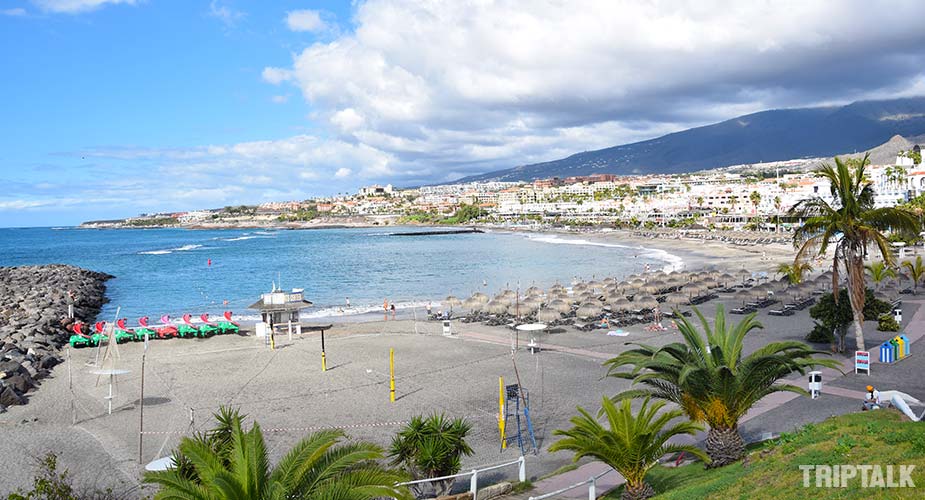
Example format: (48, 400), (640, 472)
(249, 286), (313, 339)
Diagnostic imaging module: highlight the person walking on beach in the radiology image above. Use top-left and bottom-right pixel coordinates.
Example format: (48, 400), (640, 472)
(345, 297), (351, 309)
(426, 301), (432, 318)
(390, 303), (396, 319)
(383, 299), (389, 320)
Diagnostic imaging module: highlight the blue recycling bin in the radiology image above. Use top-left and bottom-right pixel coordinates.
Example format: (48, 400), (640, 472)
(880, 341), (895, 363)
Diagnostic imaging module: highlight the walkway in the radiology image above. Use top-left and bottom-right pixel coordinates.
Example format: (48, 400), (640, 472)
(505, 299), (925, 499)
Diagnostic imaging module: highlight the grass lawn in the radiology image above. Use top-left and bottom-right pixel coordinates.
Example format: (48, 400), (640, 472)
(604, 409), (925, 499)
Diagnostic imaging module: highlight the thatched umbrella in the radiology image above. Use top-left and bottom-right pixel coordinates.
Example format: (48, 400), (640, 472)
(576, 302), (602, 319)
(734, 288), (753, 305)
(537, 308), (562, 323)
(470, 292), (490, 304)
(525, 286), (542, 295)
(463, 297), (483, 312)
(635, 295), (659, 310)
(522, 298), (543, 310)
(736, 268), (751, 285)
(609, 297), (632, 313)
(683, 283), (706, 299)
(485, 300), (508, 314)
(444, 296), (462, 308)
(718, 272), (736, 287)
(665, 293), (689, 307)
(548, 299), (572, 313)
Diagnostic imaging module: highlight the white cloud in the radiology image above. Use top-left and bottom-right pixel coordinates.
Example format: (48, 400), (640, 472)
(2, 7), (27, 16)
(271, 95), (289, 104)
(262, 67), (291, 85)
(208, 0), (244, 27)
(30, 0), (134, 13)
(263, 0), (925, 180)
(334, 168), (352, 178)
(285, 9), (326, 32)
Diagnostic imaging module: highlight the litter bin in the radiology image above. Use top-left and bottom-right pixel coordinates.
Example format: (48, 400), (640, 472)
(899, 334), (911, 357)
(880, 341), (895, 363)
(890, 338), (901, 360)
(442, 320), (452, 336)
(893, 307), (903, 324)
(894, 336), (906, 360)
(808, 371), (822, 399)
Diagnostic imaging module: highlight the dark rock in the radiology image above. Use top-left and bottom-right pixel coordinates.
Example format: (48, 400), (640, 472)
(6, 373), (34, 393)
(0, 386), (25, 406)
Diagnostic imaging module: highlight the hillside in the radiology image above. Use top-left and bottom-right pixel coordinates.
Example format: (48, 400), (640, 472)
(453, 97), (925, 183)
(605, 410), (925, 499)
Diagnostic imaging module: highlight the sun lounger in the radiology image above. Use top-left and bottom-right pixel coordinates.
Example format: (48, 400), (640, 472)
(768, 308), (794, 316)
(730, 306), (755, 315)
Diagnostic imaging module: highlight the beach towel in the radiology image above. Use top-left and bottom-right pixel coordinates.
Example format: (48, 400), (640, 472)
(607, 329), (628, 337)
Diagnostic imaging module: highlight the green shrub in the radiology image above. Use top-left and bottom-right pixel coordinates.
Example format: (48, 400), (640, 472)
(878, 314), (900, 332)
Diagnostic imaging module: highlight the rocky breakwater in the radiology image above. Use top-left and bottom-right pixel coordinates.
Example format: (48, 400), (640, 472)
(0, 265), (112, 411)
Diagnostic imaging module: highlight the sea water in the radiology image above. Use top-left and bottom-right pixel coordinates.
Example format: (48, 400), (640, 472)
(0, 227), (681, 322)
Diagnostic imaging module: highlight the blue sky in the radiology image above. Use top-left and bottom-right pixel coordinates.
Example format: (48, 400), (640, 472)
(2, 0), (925, 226)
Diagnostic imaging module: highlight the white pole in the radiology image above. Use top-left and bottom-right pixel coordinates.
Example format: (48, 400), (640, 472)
(470, 470), (478, 500)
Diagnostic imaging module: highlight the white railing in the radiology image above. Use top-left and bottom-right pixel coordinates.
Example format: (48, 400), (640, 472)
(528, 468), (615, 500)
(396, 455), (526, 500)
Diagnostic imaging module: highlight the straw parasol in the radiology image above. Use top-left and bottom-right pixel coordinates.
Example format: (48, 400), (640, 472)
(485, 301), (508, 314)
(537, 308), (562, 323)
(634, 294), (659, 310)
(576, 303), (602, 319)
(463, 297), (483, 312)
(444, 296), (462, 308)
(608, 297), (632, 313)
(470, 292), (490, 304)
(664, 293), (689, 307)
(548, 299), (572, 313)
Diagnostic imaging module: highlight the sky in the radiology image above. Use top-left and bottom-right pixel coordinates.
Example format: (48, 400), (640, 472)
(2, 0), (925, 226)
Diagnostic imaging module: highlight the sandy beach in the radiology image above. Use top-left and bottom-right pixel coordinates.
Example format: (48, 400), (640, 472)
(0, 230), (907, 497)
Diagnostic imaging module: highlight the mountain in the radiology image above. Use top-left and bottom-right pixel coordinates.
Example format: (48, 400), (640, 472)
(452, 97), (925, 183)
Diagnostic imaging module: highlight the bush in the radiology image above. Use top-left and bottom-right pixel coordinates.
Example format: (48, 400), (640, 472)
(878, 314), (901, 332)
(6, 453), (125, 500)
(805, 322), (834, 343)
(807, 288), (891, 351)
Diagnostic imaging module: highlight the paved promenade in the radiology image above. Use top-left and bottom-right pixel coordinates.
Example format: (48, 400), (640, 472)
(497, 299), (925, 499)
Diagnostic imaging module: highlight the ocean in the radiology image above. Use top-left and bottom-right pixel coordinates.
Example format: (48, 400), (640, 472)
(0, 227), (682, 322)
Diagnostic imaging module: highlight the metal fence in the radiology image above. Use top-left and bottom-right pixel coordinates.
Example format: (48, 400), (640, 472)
(396, 455), (526, 500)
(528, 468), (615, 500)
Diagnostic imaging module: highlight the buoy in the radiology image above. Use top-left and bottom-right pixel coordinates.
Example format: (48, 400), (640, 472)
(207, 258), (212, 266)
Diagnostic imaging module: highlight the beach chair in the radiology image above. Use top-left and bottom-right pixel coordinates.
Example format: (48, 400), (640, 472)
(198, 314), (221, 337)
(92, 321), (109, 345)
(68, 322), (93, 348)
(156, 314), (179, 339)
(134, 316), (157, 341)
(218, 311), (240, 335)
(178, 314), (200, 338)
(768, 307), (794, 316)
(114, 319), (135, 344)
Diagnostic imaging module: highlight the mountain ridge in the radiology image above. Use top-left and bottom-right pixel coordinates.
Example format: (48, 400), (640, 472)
(450, 97), (925, 183)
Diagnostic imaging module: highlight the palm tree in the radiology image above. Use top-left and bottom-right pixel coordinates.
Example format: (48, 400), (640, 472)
(865, 261), (896, 290)
(605, 306), (839, 467)
(902, 256), (925, 294)
(389, 414), (473, 498)
(790, 154), (919, 350)
(749, 190), (761, 215)
(145, 410), (411, 500)
(773, 195), (783, 233)
(776, 261), (813, 284)
(550, 397), (708, 500)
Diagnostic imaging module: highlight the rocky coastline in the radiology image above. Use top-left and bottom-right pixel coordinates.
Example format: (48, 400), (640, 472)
(0, 265), (111, 411)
